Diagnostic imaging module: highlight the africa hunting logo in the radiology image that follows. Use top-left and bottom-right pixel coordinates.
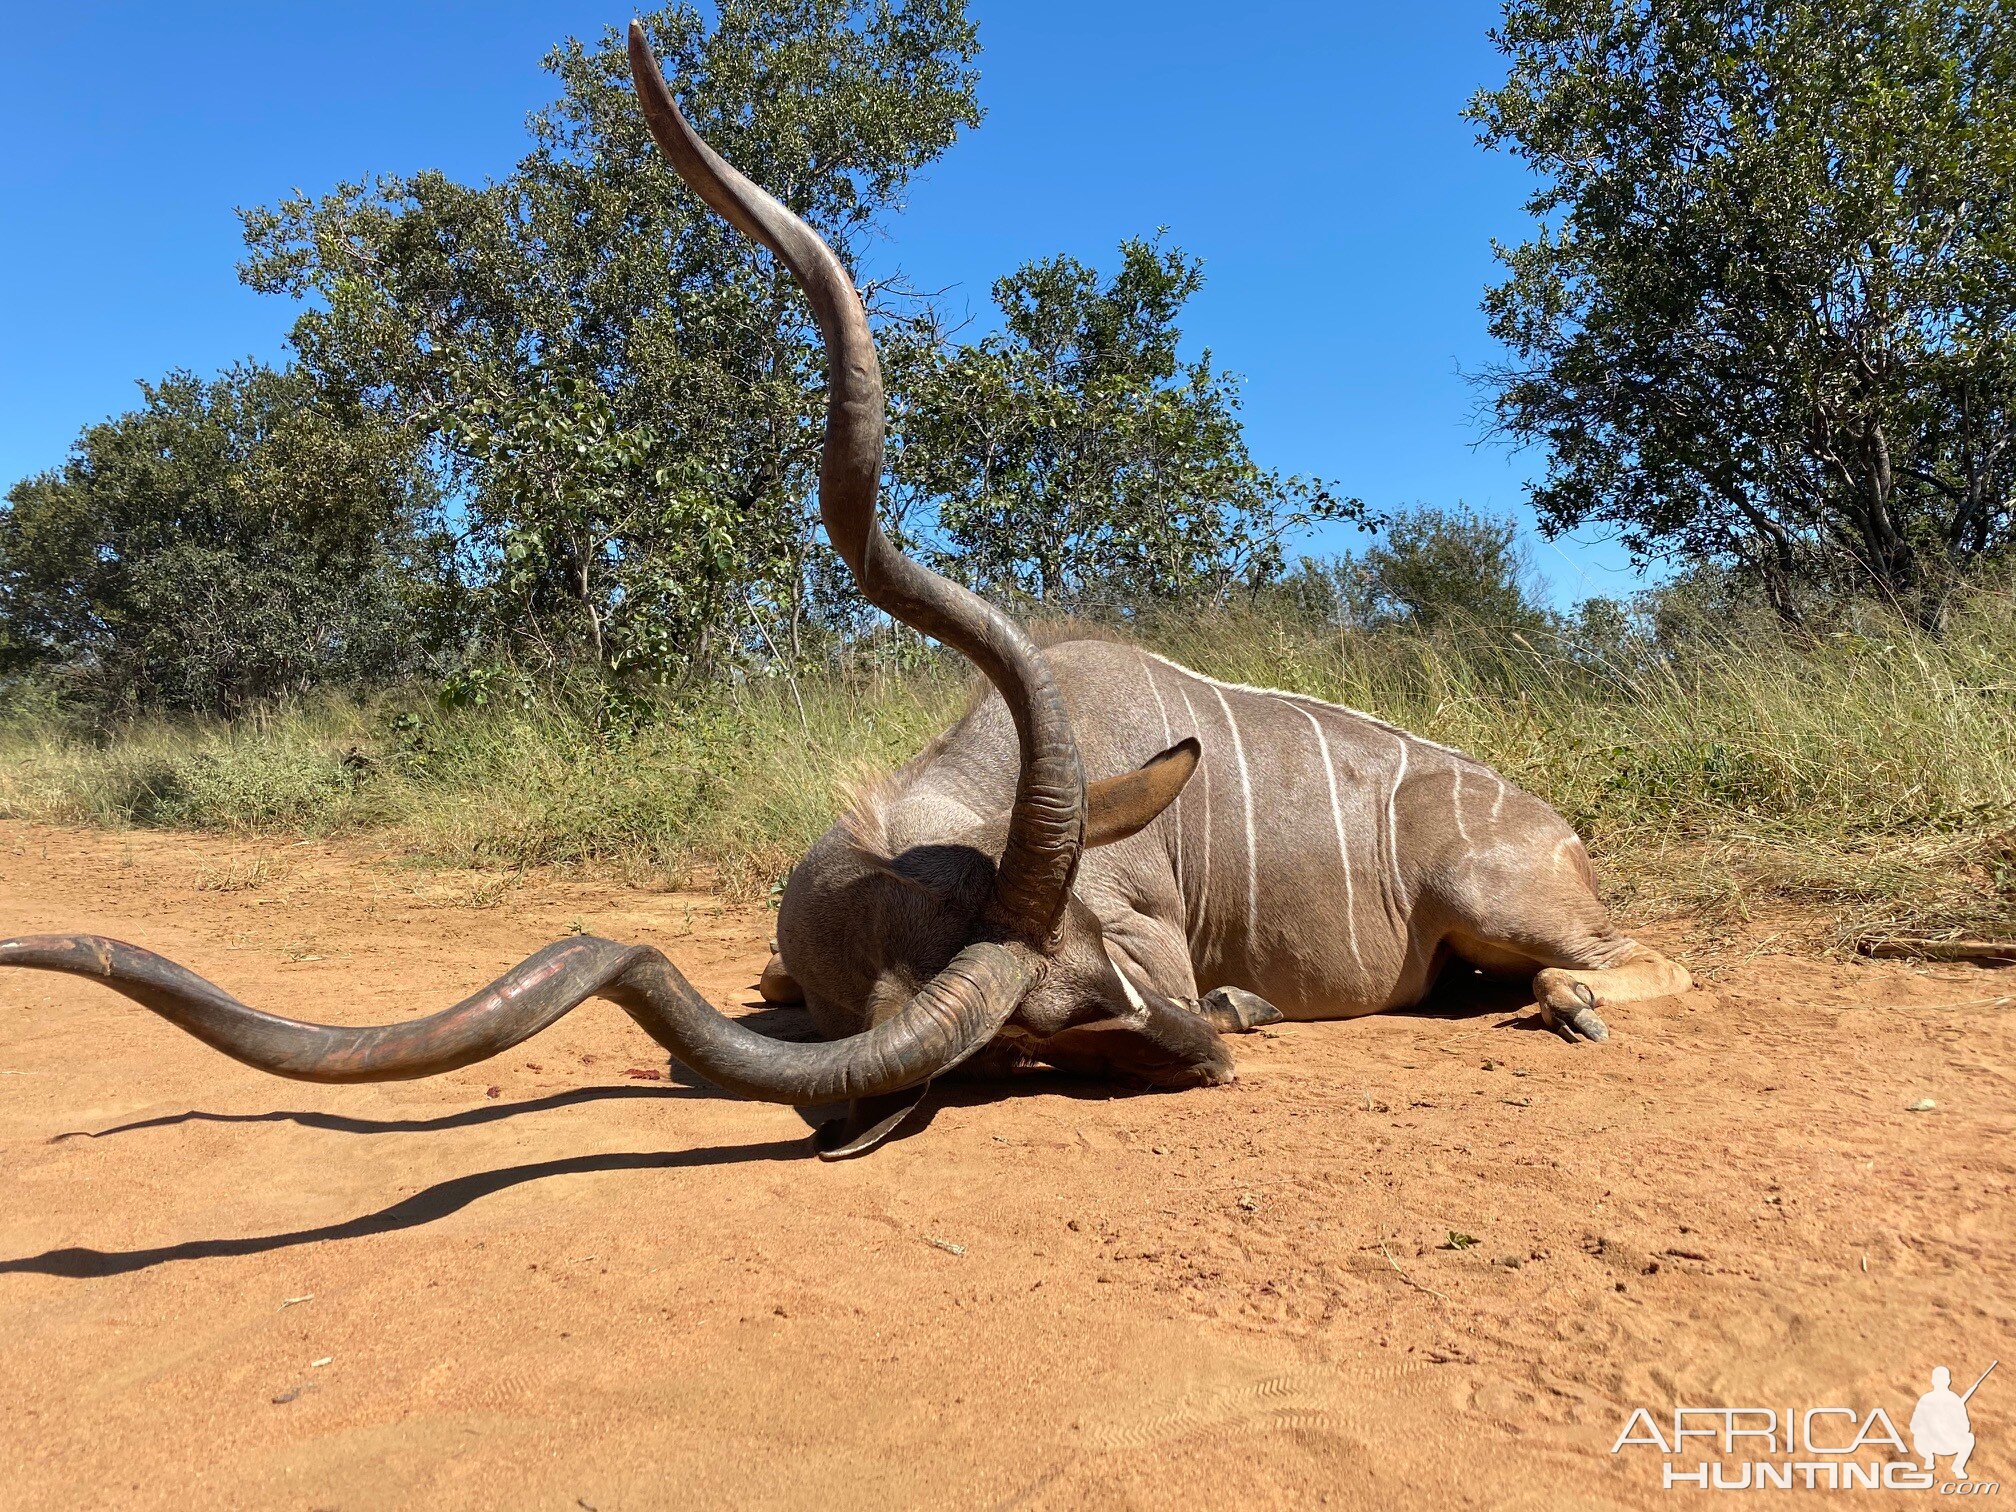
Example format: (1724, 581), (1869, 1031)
(1612, 1361), (1998, 1493)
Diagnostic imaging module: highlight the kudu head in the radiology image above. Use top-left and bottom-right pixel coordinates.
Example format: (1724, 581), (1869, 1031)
(0, 24), (1200, 1158)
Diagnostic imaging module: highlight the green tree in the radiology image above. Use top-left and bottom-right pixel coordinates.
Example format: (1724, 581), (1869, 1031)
(239, 0), (982, 677)
(891, 238), (1356, 610)
(443, 376), (742, 676)
(1291, 505), (1551, 631)
(0, 365), (445, 715)
(1471, 0), (2016, 626)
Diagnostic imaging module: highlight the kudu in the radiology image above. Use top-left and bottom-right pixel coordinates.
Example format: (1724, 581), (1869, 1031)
(0, 26), (1688, 1159)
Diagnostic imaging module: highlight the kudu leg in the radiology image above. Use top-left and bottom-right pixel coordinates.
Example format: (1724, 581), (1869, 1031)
(1533, 944), (1692, 1044)
(1097, 918), (1280, 1036)
(1439, 835), (1692, 1043)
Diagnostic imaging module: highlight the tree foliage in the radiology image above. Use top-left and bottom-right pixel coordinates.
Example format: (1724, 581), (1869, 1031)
(1277, 506), (1551, 631)
(891, 238), (1357, 609)
(5, 3), (1368, 717)
(0, 365), (444, 715)
(1472, 0), (2016, 624)
(1358, 505), (1552, 630)
(239, 0), (982, 676)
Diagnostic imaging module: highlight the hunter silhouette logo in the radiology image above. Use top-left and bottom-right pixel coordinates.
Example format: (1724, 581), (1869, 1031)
(1612, 1359), (1999, 1493)
(1913, 1362), (1994, 1482)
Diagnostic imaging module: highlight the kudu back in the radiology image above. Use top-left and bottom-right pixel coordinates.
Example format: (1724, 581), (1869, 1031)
(0, 24), (1687, 1159)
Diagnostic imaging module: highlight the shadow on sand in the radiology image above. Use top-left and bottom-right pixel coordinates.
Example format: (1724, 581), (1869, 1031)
(10, 1038), (1133, 1280)
(50, 1083), (720, 1143)
(0, 1138), (807, 1278)
(6, 986), (1567, 1279)
(1390, 970), (1562, 1034)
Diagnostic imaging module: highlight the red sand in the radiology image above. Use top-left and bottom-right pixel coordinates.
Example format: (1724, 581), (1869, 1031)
(2, 820), (2008, 1508)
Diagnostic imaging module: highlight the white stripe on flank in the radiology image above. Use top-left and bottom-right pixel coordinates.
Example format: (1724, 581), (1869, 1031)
(1139, 650), (1174, 743)
(1175, 680), (1212, 950)
(1450, 764), (1470, 846)
(1291, 702), (1359, 965)
(1138, 650), (1484, 767)
(1138, 652), (1181, 882)
(1209, 683), (1260, 949)
(1385, 734), (1409, 902)
(1109, 952), (1150, 1014)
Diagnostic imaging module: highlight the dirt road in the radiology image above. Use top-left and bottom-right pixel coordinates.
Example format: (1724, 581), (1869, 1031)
(0, 820), (2009, 1508)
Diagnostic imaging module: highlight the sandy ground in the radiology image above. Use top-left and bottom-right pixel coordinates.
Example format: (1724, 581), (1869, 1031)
(0, 819), (2010, 1510)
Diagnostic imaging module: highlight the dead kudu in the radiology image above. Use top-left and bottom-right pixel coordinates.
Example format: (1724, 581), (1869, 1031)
(0, 27), (1689, 1159)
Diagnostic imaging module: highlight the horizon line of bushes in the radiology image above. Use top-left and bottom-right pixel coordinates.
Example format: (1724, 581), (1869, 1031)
(4, 581), (2012, 951)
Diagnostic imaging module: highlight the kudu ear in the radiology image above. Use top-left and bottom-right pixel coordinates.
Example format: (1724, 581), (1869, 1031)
(1085, 738), (1201, 849)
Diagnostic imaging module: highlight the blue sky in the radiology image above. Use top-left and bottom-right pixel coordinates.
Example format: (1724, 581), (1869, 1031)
(0, 1), (1649, 605)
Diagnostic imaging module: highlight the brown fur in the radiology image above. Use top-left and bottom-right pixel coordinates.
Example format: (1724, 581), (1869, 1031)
(783, 639), (1691, 1064)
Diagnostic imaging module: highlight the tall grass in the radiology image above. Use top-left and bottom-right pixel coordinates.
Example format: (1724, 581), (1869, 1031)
(4, 591), (2013, 943)
(0, 658), (969, 897)
(1144, 593), (2016, 941)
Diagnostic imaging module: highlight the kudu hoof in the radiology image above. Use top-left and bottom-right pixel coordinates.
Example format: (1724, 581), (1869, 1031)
(1199, 987), (1286, 1034)
(1543, 980), (1610, 1043)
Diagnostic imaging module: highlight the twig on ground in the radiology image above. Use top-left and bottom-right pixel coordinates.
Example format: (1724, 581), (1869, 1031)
(1378, 1242), (1448, 1301)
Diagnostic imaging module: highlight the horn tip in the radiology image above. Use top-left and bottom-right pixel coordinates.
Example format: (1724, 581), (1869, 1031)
(627, 19), (655, 71)
(627, 19), (681, 119)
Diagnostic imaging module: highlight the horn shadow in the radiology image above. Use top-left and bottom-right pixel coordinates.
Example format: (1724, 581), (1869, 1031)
(0, 1139), (806, 1279)
(49, 1084), (711, 1144)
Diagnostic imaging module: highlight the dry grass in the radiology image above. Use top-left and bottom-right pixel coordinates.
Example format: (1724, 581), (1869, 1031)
(0, 658), (969, 900)
(1143, 595), (2016, 949)
(4, 591), (2013, 945)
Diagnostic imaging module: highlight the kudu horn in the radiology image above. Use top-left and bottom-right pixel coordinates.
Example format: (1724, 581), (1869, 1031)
(0, 21), (1092, 1111)
(625, 22), (1086, 938)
